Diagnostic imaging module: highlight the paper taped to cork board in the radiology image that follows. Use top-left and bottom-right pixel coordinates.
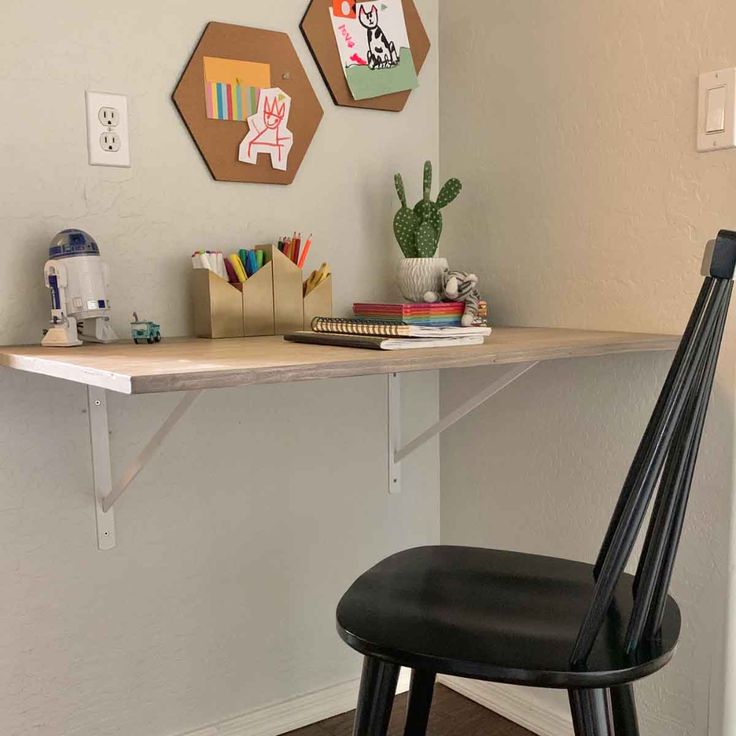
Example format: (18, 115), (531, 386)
(203, 56), (271, 121)
(329, 0), (418, 100)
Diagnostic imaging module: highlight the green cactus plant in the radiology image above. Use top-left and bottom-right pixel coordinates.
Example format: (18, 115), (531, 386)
(393, 161), (462, 258)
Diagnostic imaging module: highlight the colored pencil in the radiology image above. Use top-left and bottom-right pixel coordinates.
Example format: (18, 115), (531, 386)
(297, 235), (313, 270)
(291, 232), (299, 264)
(292, 234), (301, 266)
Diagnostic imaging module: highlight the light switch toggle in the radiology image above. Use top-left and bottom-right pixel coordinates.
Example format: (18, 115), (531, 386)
(706, 86), (727, 134)
(698, 68), (736, 152)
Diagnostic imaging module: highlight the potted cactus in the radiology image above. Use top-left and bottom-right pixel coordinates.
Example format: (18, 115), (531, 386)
(394, 161), (462, 302)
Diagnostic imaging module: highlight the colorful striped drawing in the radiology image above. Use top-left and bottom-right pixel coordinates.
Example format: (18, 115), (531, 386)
(202, 57), (271, 123)
(205, 82), (261, 122)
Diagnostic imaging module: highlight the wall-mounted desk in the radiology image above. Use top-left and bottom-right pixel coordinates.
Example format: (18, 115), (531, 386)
(0, 328), (678, 550)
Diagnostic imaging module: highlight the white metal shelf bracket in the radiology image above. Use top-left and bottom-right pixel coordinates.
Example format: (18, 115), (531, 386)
(89, 363), (537, 544)
(388, 362), (538, 494)
(388, 373), (402, 494)
(88, 387), (116, 550)
(87, 386), (202, 549)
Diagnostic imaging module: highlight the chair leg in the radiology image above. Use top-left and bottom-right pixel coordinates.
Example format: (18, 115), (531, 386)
(352, 656), (401, 736)
(569, 689), (614, 736)
(403, 669), (436, 736)
(610, 685), (640, 735)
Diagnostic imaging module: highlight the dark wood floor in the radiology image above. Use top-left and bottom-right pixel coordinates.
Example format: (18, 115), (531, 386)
(286, 684), (534, 736)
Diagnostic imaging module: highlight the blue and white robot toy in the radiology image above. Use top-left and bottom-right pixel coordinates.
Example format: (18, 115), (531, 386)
(41, 229), (118, 347)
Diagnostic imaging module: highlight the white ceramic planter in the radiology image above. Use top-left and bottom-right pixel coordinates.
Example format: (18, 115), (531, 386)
(397, 258), (448, 303)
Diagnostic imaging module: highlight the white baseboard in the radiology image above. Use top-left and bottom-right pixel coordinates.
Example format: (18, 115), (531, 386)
(438, 676), (573, 736)
(176, 669), (572, 736)
(178, 669), (411, 736)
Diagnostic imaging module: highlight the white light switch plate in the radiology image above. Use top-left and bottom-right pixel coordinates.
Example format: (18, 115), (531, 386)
(697, 68), (736, 152)
(85, 91), (131, 167)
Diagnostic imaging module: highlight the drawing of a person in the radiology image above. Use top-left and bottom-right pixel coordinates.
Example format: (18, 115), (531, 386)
(239, 89), (294, 172)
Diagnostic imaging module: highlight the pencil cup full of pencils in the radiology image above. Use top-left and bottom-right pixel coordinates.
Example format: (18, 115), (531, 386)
(191, 234), (332, 338)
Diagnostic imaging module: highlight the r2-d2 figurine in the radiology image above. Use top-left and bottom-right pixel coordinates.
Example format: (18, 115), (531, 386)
(42, 229), (118, 347)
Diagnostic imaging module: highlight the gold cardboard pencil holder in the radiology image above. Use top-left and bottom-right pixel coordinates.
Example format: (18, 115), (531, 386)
(303, 274), (333, 329)
(261, 244), (305, 334)
(193, 249), (276, 338)
(193, 270), (245, 338)
(243, 255), (276, 336)
(193, 244), (317, 338)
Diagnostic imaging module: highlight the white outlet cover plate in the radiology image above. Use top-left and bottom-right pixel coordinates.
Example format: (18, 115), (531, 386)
(697, 68), (736, 152)
(85, 91), (131, 167)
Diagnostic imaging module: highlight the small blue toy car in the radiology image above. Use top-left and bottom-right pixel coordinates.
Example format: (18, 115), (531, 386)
(131, 313), (162, 344)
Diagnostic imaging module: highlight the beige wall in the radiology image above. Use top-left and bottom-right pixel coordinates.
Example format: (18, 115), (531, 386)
(0, 2), (439, 735)
(440, 2), (736, 734)
(5, 1), (736, 734)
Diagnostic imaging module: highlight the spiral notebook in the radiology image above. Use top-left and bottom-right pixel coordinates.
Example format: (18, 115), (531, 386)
(284, 331), (486, 351)
(310, 316), (492, 338)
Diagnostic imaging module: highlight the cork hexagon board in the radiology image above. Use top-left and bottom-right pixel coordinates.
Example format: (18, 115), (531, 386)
(173, 22), (324, 185)
(301, 0), (430, 112)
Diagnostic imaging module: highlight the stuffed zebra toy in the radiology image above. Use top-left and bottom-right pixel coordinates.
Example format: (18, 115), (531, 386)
(424, 270), (482, 327)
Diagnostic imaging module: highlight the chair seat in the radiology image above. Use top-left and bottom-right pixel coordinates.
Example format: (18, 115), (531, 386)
(337, 546), (681, 689)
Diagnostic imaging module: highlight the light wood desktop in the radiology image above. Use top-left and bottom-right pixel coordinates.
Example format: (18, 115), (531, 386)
(0, 327), (678, 395)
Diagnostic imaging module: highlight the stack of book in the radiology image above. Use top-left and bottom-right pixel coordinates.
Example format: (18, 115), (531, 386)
(285, 302), (491, 351)
(353, 301), (466, 327)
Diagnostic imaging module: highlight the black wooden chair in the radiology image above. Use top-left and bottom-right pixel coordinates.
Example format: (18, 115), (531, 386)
(336, 232), (736, 736)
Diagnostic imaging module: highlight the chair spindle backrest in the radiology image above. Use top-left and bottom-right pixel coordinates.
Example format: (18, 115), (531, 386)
(569, 231), (736, 667)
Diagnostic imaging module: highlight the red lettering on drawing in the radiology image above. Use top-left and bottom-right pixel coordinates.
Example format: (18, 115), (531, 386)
(338, 23), (356, 49)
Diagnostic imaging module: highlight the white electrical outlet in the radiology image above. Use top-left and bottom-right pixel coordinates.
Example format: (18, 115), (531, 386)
(85, 91), (130, 167)
(98, 106), (119, 126)
(100, 131), (121, 152)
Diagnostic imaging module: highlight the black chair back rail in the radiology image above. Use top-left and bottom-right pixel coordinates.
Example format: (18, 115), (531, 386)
(336, 231), (736, 736)
(574, 236), (735, 666)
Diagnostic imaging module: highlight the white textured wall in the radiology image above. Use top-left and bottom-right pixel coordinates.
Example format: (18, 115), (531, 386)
(440, 2), (736, 735)
(0, 2), (439, 735)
